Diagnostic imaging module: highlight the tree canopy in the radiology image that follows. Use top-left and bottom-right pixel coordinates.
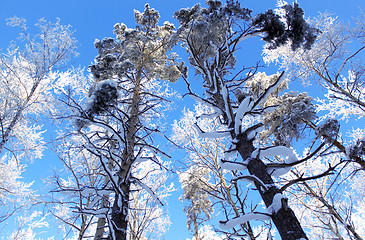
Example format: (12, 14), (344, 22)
(0, 1), (364, 240)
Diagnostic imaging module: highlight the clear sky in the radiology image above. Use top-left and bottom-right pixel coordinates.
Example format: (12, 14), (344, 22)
(0, 0), (364, 239)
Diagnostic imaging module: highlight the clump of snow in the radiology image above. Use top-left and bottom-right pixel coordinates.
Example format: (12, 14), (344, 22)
(233, 174), (268, 192)
(219, 212), (271, 230)
(267, 166), (291, 177)
(234, 97), (254, 134)
(86, 79), (120, 116)
(220, 159), (247, 171)
(251, 148), (259, 159)
(224, 149), (237, 159)
(131, 178), (163, 206)
(267, 193), (287, 214)
(247, 125), (264, 140)
(260, 146), (297, 163)
(259, 146), (298, 177)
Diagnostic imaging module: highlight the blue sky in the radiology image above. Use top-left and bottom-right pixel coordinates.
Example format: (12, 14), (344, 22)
(1, 0), (363, 68)
(1, 0), (364, 239)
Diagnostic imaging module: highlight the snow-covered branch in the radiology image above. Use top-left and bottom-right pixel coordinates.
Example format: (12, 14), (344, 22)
(219, 212), (271, 230)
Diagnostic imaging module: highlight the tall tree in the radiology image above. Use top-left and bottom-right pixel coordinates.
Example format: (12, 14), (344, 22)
(56, 4), (183, 239)
(264, 12), (365, 168)
(263, 12), (365, 239)
(174, 1), (321, 239)
(49, 133), (174, 239)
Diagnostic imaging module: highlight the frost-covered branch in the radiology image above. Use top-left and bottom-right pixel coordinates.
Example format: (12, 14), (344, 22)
(0, 16), (78, 233)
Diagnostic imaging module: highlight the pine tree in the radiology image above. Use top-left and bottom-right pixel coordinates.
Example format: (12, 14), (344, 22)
(59, 4), (183, 239)
(174, 1), (319, 239)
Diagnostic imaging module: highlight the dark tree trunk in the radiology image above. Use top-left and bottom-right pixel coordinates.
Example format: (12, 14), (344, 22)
(110, 179), (130, 240)
(235, 133), (308, 240)
(109, 78), (140, 240)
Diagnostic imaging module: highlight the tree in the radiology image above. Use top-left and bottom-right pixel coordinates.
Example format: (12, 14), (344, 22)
(173, 1), (323, 239)
(0, 16), (77, 231)
(173, 104), (258, 239)
(263, 12), (365, 239)
(263, 12), (365, 167)
(49, 133), (174, 239)
(54, 4), (183, 239)
(178, 164), (215, 239)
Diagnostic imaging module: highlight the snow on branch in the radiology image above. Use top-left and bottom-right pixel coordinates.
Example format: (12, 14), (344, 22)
(220, 159), (247, 171)
(88, 120), (125, 145)
(259, 145), (298, 176)
(251, 148), (260, 159)
(234, 96), (254, 135)
(134, 156), (152, 164)
(260, 146), (297, 162)
(219, 212), (271, 230)
(142, 144), (171, 160)
(247, 124), (264, 141)
(199, 111), (222, 119)
(133, 148), (169, 171)
(78, 207), (109, 218)
(80, 188), (114, 197)
(220, 77), (233, 124)
(99, 155), (123, 196)
(133, 147), (157, 164)
(267, 165), (293, 177)
(130, 178), (164, 206)
(279, 164), (336, 192)
(232, 174), (268, 192)
(224, 148), (237, 159)
(267, 193), (287, 214)
(193, 123), (231, 139)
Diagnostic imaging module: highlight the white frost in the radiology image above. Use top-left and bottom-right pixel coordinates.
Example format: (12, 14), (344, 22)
(189, 94), (223, 115)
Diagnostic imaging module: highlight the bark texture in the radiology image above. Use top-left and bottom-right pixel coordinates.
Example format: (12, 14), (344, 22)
(236, 133), (308, 240)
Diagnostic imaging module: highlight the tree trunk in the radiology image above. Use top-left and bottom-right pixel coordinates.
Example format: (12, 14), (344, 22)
(94, 217), (106, 240)
(235, 133), (308, 240)
(95, 142), (115, 240)
(110, 178), (130, 240)
(110, 72), (141, 239)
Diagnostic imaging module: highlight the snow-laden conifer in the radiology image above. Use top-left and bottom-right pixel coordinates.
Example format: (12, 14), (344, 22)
(174, 1), (323, 239)
(53, 4), (183, 240)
